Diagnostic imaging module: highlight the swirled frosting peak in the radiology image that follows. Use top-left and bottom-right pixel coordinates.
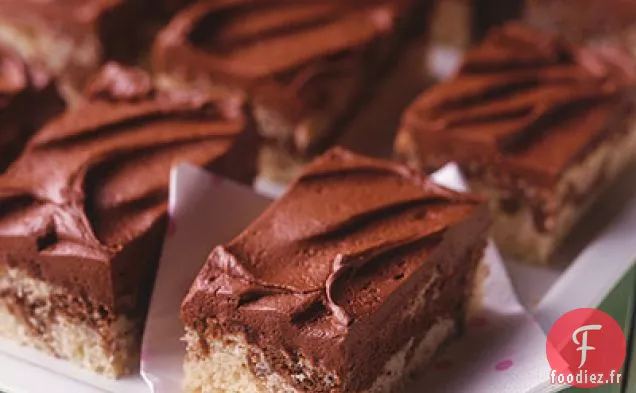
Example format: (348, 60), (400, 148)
(0, 63), (259, 312)
(182, 147), (489, 391)
(400, 23), (636, 187)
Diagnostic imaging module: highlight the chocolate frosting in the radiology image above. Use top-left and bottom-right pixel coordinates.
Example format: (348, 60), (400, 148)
(0, 63), (259, 314)
(401, 23), (636, 188)
(182, 147), (489, 391)
(0, 45), (64, 172)
(153, 0), (397, 152)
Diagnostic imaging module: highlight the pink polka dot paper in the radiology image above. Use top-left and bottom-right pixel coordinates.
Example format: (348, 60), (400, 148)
(495, 359), (514, 372)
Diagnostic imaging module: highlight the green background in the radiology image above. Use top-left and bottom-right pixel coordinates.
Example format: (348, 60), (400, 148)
(565, 265), (635, 393)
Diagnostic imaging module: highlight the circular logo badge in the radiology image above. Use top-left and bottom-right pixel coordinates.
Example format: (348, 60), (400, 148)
(546, 308), (627, 388)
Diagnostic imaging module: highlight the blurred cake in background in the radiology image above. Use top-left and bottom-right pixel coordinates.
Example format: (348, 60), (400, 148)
(0, 0), (197, 99)
(396, 23), (636, 263)
(153, 0), (435, 185)
(427, 0), (636, 79)
(0, 0), (146, 97)
(526, 0), (636, 53)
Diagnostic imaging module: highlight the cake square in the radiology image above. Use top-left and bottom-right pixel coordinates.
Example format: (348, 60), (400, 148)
(0, 63), (260, 377)
(0, 45), (65, 172)
(152, 0), (433, 184)
(181, 147), (490, 393)
(396, 24), (636, 263)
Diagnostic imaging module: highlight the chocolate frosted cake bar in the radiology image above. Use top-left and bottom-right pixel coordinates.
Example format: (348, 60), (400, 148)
(0, 45), (65, 172)
(153, 0), (432, 184)
(181, 148), (489, 393)
(396, 24), (636, 263)
(0, 63), (259, 377)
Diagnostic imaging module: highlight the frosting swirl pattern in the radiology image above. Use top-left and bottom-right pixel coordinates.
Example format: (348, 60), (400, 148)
(400, 23), (636, 187)
(153, 0), (397, 152)
(154, 0), (394, 84)
(0, 63), (258, 312)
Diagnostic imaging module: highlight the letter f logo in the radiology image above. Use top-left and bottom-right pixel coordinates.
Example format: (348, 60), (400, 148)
(572, 324), (602, 368)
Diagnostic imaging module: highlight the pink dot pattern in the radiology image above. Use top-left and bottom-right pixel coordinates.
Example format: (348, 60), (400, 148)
(495, 359), (514, 371)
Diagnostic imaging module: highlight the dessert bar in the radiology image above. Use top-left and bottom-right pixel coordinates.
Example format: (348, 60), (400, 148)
(182, 147), (489, 393)
(0, 44), (65, 172)
(0, 63), (259, 377)
(396, 24), (636, 263)
(153, 0), (433, 184)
